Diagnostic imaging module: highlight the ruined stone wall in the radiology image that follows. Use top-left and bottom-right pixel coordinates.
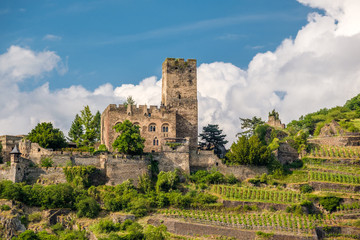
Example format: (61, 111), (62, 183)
(0, 135), (23, 162)
(101, 104), (177, 153)
(158, 138), (190, 173)
(161, 58), (198, 153)
(105, 156), (150, 186)
(26, 167), (67, 184)
(267, 116), (285, 129)
(19, 140), (53, 163)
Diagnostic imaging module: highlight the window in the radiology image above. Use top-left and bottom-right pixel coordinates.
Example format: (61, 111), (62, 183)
(162, 124), (169, 132)
(153, 137), (159, 146)
(149, 124), (156, 132)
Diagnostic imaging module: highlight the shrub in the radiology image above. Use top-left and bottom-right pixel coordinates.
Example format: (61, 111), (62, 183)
(0, 204), (10, 211)
(28, 212), (42, 223)
(155, 171), (179, 193)
(75, 197), (100, 218)
(319, 196), (342, 212)
(40, 157), (54, 167)
(143, 224), (169, 240)
(300, 184), (313, 193)
(256, 231), (274, 239)
(90, 219), (120, 234)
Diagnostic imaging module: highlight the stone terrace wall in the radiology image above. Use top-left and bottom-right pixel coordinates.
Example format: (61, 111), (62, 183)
(308, 136), (360, 146)
(148, 218), (315, 240)
(192, 150), (268, 180)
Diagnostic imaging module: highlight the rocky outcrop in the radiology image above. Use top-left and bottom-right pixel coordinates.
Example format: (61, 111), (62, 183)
(0, 201), (26, 239)
(274, 142), (299, 164)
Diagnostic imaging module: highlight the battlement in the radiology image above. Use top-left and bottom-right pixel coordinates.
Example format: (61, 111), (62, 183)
(105, 104), (173, 118)
(163, 58), (197, 72)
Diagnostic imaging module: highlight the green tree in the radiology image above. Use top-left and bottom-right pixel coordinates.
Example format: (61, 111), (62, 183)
(112, 120), (145, 155)
(238, 116), (264, 136)
(75, 197), (100, 218)
(91, 111), (101, 142)
(69, 106), (101, 147)
(80, 106), (97, 146)
(123, 96), (136, 108)
(269, 109), (280, 120)
(68, 114), (83, 146)
(226, 135), (270, 166)
(27, 122), (67, 149)
(199, 124), (228, 150)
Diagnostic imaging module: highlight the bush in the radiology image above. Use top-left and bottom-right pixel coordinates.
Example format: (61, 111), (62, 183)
(40, 157), (54, 167)
(319, 196), (342, 212)
(155, 171), (179, 193)
(0, 204), (10, 211)
(143, 224), (169, 240)
(300, 184), (313, 193)
(90, 219), (120, 234)
(28, 212), (42, 223)
(75, 197), (100, 218)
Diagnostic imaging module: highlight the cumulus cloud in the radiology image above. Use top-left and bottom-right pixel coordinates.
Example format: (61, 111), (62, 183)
(1, 0), (360, 146)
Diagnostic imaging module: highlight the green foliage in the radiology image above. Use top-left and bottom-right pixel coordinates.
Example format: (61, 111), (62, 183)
(190, 170), (232, 185)
(319, 196), (342, 212)
(238, 116), (264, 136)
(226, 135), (271, 166)
(300, 184), (313, 194)
(143, 224), (169, 240)
(123, 96), (136, 108)
(68, 106), (101, 147)
(40, 157), (54, 167)
(268, 109), (280, 120)
(155, 170), (179, 193)
(90, 219), (120, 234)
(75, 197), (100, 218)
(28, 212), (42, 223)
(68, 114), (83, 146)
(256, 231), (274, 239)
(27, 122), (67, 149)
(112, 120), (145, 155)
(93, 144), (109, 155)
(267, 138), (280, 151)
(0, 204), (10, 211)
(63, 166), (97, 188)
(199, 124), (228, 150)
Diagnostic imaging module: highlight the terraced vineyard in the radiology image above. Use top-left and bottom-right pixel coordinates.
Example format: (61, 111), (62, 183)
(309, 145), (360, 159)
(158, 209), (334, 235)
(309, 171), (360, 184)
(211, 185), (305, 204)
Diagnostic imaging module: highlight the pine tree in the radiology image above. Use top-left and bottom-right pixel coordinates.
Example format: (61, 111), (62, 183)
(199, 124), (228, 150)
(123, 96), (136, 108)
(80, 106), (97, 146)
(68, 114), (83, 146)
(91, 111), (101, 142)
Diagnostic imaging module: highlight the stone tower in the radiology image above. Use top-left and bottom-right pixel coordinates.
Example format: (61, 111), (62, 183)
(161, 58), (198, 154)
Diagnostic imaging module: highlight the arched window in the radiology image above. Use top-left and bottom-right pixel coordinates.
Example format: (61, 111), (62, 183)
(162, 124), (169, 133)
(149, 123), (156, 132)
(153, 137), (159, 146)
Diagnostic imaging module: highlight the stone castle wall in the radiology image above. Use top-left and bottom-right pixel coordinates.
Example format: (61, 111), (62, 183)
(101, 104), (177, 153)
(267, 116), (285, 129)
(161, 58), (198, 153)
(0, 135), (23, 162)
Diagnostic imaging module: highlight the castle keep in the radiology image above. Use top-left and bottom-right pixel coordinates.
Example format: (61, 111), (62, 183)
(101, 58), (198, 155)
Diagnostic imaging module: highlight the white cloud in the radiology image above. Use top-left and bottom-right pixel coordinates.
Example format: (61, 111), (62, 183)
(1, 0), (360, 146)
(43, 34), (62, 41)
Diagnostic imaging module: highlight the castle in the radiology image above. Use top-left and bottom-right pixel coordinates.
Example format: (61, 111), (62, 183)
(101, 58), (198, 158)
(0, 58), (267, 185)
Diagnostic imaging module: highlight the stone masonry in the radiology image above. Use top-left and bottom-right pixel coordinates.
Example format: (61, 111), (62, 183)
(101, 58), (198, 166)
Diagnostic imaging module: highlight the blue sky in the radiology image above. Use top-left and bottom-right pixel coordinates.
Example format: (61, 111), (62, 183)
(1, 0), (360, 143)
(1, 0), (312, 91)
